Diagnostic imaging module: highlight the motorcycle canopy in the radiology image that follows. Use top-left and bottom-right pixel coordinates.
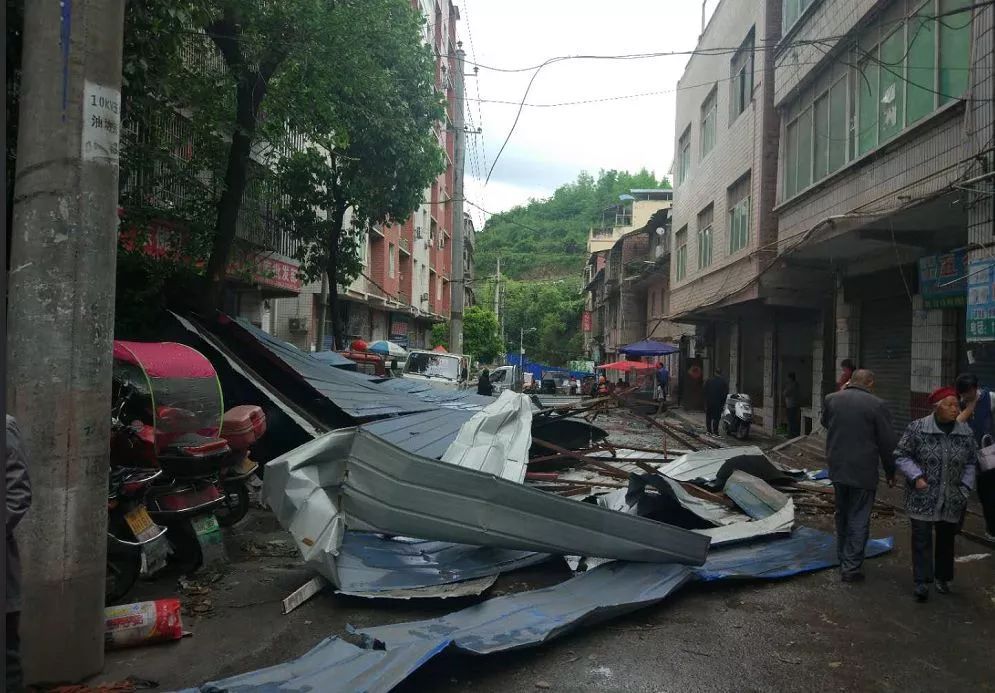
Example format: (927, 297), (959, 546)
(112, 341), (224, 452)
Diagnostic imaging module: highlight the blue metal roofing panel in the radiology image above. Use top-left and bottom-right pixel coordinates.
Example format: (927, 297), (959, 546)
(336, 532), (550, 596)
(181, 635), (449, 693)
(224, 317), (436, 420)
(361, 408), (474, 459)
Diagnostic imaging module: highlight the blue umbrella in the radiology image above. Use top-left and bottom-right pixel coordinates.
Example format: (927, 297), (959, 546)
(618, 340), (679, 357)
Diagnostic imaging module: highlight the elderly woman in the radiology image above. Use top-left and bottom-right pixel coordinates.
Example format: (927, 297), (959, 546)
(895, 386), (978, 602)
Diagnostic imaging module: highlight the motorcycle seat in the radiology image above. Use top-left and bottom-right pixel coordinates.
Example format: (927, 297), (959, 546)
(163, 433), (230, 458)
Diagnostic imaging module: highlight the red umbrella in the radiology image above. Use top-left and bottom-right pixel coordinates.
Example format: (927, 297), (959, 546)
(432, 345), (448, 353)
(597, 360), (656, 372)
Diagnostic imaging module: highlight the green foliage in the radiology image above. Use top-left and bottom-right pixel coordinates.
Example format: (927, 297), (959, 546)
(431, 322), (450, 350)
(278, 0), (444, 287)
(476, 168), (670, 280)
(477, 277), (587, 366)
(463, 306), (503, 363)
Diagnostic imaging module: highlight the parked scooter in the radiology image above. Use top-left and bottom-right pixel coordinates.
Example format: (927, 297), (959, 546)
(215, 405), (267, 527)
(106, 467), (169, 603)
(720, 393), (753, 440)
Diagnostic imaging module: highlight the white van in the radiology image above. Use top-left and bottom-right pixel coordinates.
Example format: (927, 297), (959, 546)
(402, 350), (469, 389)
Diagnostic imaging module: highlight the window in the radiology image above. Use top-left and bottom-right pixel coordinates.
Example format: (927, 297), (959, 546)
(700, 88), (717, 159)
(650, 291), (657, 317)
(730, 29), (755, 121)
(728, 174), (752, 254)
(437, 277), (444, 300)
(780, 0), (971, 204)
(697, 205), (714, 270)
(675, 227), (688, 281)
(783, 0), (817, 34)
(388, 243), (396, 278)
(677, 127), (691, 185)
(938, 0), (971, 103)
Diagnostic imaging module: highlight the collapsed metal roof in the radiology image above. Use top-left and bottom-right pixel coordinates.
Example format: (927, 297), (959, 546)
(214, 315), (436, 421)
(263, 428), (712, 574)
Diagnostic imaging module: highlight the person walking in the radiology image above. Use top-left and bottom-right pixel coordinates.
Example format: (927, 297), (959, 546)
(895, 386), (978, 601)
(476, 369), (494, 396)
(955, 373), (995, 541)
(655, 362), (670, 402)
(783, 372), (802, 438)
(6, 415), (32, 693)
(703, 368), (729, 436)
(821, 369), (896, 582)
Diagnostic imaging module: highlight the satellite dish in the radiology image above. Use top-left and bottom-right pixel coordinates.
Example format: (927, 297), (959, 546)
(655, 227), (666, 236)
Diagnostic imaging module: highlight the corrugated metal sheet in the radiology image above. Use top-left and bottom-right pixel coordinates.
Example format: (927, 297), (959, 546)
(263, 428), (712, 569)
(723, 471), (790, 519)
(440, 391), (532, 483)
(183, 635), (450, 693)
(694, 526), (893, 581)
(335, 532), (548, 598)
(185, 527), (894, 691)
(357, 561), (694, 655)
(361, 409), (474, 459)
(219, 316), (436, 421)
(380, 377), (496, 411)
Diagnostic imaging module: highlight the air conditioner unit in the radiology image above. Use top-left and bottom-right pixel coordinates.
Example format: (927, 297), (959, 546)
(288, 317), (306, 332)
(420, 293), (430, 302)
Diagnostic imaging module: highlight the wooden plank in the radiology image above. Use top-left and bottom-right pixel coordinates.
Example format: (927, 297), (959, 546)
(531, 438), (631, 480)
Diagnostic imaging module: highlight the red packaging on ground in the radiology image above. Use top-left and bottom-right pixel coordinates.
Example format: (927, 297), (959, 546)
(104, 598), (184, 649)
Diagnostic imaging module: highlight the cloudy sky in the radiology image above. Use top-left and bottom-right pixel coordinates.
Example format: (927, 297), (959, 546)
(459, 0), (720, 228)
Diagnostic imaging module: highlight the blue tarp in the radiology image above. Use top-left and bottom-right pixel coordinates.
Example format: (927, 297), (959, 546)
(505, 353), (592, 380)
(185, 527), (893, 691)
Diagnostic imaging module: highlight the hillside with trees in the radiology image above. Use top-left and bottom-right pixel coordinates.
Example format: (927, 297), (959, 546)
(475, 168), (670, 280)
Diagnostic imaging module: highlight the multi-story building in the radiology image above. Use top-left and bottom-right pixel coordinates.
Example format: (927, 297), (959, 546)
(665, 0), (993, 436)
(584, 190), (673, 360)
(463, 212), (477, 307)
(665, 0), (786, 430)
(771, 0), (993, 434)
(273, 0), (464, 351)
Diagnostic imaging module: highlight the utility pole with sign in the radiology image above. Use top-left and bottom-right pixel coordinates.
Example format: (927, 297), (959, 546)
(6, 0), (126, 681)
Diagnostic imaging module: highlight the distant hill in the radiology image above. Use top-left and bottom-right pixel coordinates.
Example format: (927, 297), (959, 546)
(475, 169), (671, 280)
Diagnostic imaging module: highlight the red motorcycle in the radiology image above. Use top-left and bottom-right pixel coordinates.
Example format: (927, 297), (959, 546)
(106, 467), (169, 603)
(111, 342), (267, 569)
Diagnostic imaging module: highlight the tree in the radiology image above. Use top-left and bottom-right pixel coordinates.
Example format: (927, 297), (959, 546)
(463, 306), (502, 363)
(198, 0), (330, 309)
(276, 0), (443, 347)
(431, 322), (450, 350)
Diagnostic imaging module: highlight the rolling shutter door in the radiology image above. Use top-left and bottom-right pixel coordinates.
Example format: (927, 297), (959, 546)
(860, 298), (912, 433)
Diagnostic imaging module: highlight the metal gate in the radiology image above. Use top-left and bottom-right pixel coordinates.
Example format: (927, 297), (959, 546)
(860, 298), (912, 433)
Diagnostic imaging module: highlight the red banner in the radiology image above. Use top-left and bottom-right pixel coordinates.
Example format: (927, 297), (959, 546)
(582, 311), (593, 332)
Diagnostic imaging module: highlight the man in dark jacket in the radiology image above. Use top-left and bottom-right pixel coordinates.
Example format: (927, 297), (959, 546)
(821, 370), (896, 582)
(703, 368), (729, 435)
(7, 416), (32, 692)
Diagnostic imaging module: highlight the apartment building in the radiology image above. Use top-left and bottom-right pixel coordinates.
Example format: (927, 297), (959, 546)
(771, 0), (992, 433)
(584, 190), (673, 360)
(274, 0), (464, 351)
(667, 0), (785, 430)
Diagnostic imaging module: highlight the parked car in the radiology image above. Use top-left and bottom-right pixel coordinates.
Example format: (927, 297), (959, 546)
(402, 349), (469, 389)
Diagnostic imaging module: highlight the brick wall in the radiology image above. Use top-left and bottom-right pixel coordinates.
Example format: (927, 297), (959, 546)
(669, 0), (778, 316)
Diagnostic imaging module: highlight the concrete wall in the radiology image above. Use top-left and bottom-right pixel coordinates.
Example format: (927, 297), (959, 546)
(669, 0), (778, 316)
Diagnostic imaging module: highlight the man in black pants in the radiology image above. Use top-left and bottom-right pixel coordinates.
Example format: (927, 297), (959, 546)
(703, 368), (728, 435)
(821, 370), (896, 582)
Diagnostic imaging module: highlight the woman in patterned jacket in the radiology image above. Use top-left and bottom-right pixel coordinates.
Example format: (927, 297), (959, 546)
(894, 387), (978, 602)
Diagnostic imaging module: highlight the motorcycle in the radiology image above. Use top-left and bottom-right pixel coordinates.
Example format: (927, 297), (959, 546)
(111, 341), (246, 571)
(106, 467), (169, 603)
(720, 393), (753, 440)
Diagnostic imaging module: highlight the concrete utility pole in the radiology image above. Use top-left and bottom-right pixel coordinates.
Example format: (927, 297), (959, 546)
(449, 46), (467, 355)
(7, 0), (125, 682)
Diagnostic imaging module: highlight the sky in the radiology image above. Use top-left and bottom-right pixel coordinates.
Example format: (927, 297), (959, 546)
(459, 0), (720, 229)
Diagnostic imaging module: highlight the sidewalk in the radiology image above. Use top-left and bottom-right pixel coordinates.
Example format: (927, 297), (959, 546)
(664, 406), (780, 450)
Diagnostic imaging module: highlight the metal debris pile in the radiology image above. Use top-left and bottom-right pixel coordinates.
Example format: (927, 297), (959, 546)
(164, 315), (894, 692)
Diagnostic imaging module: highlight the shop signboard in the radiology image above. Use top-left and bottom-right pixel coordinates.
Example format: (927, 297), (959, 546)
(966, 258), (995, 342)
(918, 250), (966, 309)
